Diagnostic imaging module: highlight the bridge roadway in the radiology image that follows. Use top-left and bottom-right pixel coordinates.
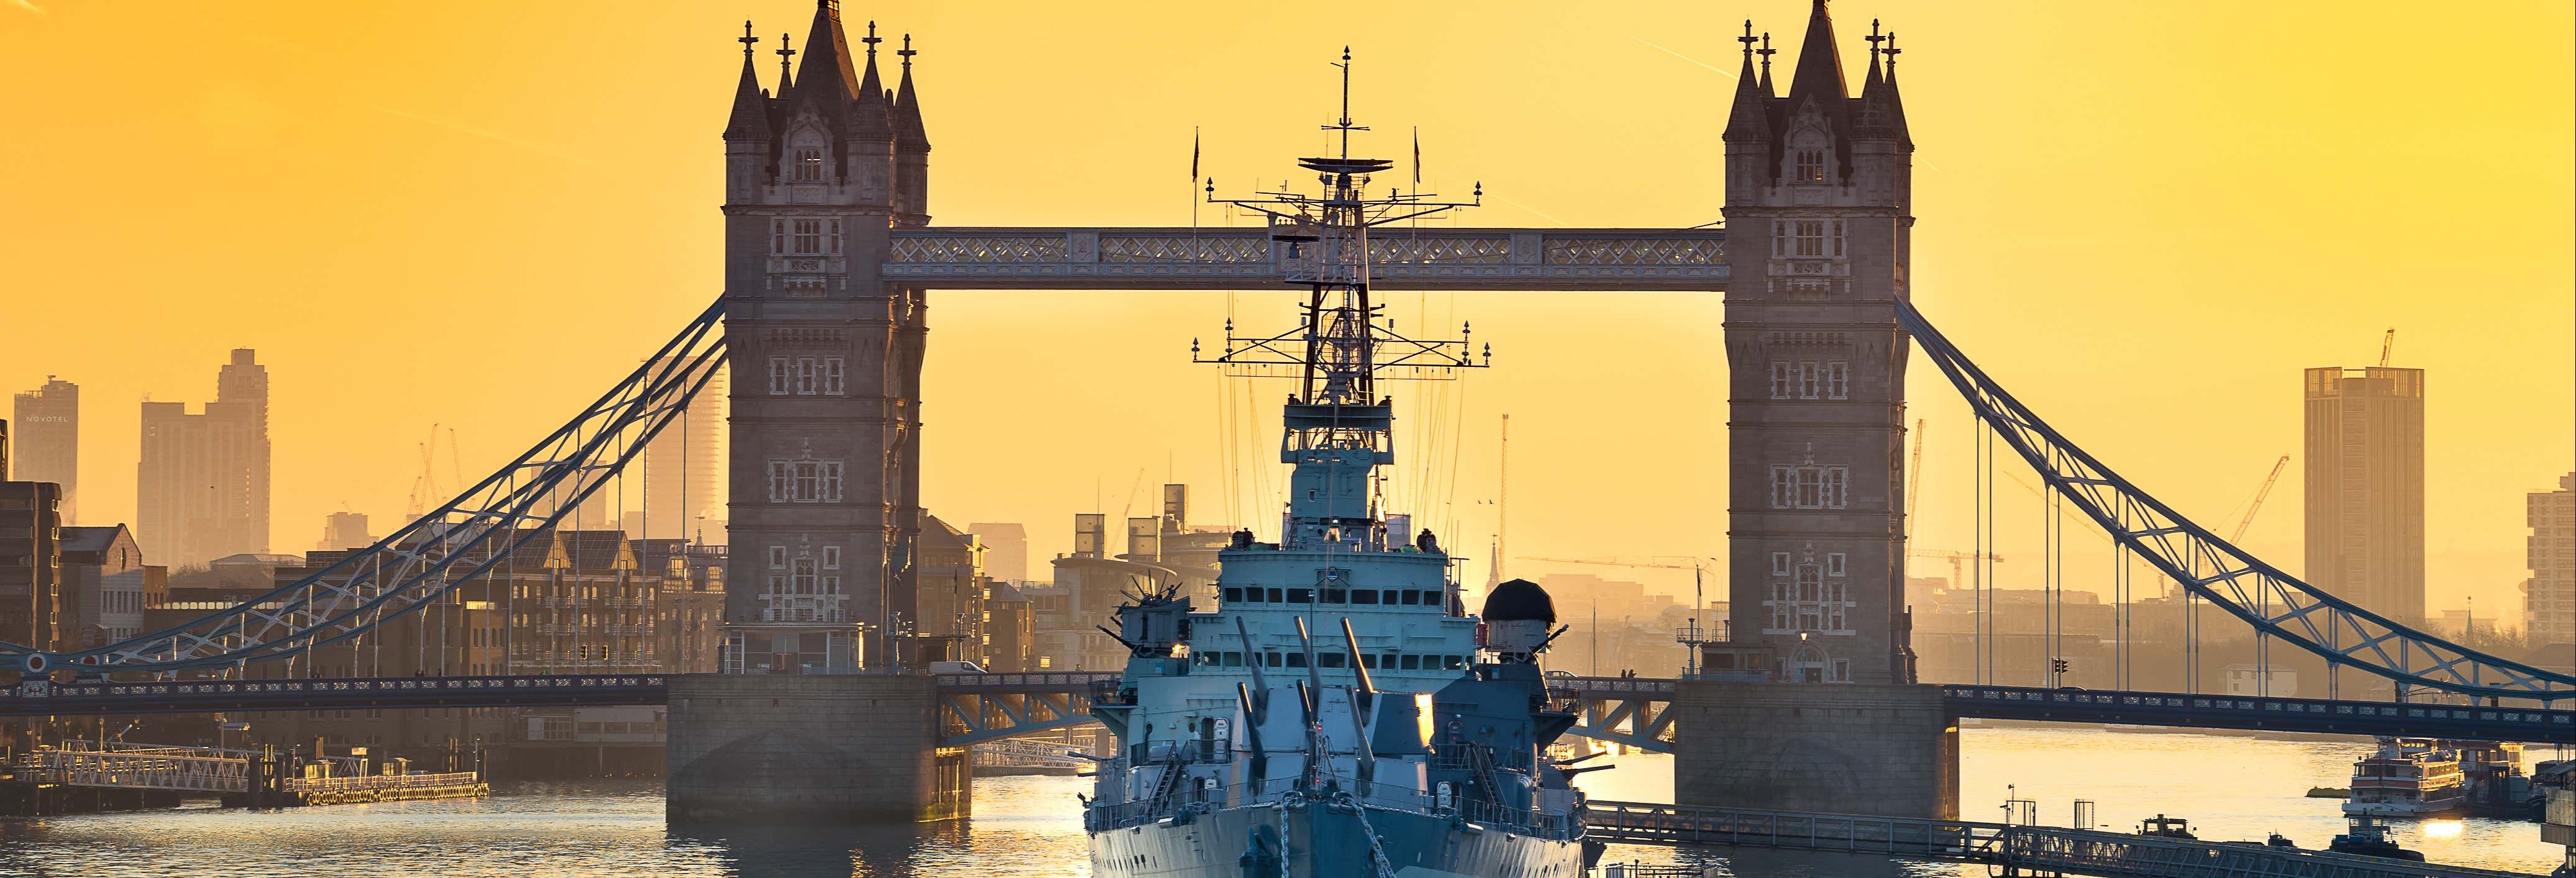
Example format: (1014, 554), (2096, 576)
(2, 672), (2566, 744)
(1583, 799), (2537, 878)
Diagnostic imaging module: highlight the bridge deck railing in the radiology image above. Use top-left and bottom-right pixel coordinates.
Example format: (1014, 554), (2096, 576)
(1584, 800), (2537, 878)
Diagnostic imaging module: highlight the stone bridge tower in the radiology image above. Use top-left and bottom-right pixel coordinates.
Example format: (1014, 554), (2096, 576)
(716, 1), (931, 672)
(1722, 1), (1916, 684)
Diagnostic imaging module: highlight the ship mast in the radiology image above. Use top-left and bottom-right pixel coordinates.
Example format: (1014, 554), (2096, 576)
(1196, 48), (1488, 553)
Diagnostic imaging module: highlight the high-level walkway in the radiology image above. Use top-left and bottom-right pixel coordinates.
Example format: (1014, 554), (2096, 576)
(1585, 800), (2539, 878)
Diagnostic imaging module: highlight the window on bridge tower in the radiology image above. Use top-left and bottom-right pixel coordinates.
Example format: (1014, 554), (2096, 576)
(1795, 150), (1825, 183)
(793, 147), (824, 183)
(1769, 464), (1849, 510)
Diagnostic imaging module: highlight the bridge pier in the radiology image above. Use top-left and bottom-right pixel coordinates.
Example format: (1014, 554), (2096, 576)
(1673, 681), (1957, 819)
(666, 674), (968, 824)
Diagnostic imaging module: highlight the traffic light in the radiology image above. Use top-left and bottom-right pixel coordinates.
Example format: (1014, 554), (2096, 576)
(2050, 658), (2069, 674)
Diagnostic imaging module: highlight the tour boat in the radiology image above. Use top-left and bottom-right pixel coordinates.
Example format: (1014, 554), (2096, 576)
(2342, 738), (2464, 818)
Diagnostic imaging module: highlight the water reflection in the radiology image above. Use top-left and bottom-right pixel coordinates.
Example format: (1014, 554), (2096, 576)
(1, 730), (2564, 876)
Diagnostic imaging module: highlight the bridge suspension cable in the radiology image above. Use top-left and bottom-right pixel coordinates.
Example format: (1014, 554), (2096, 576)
(1900, 298), (2574, 704)
(8, 299), (730, 676)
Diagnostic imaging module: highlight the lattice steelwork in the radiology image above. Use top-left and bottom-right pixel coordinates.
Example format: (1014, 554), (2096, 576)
(1900, 298), (2576, 704)
(1098, 234), (1269, 264)
(888, 234), (1069, 264)
(6, 301), (729, 676)
(1546, 237), (1724, 266)
(1371, 235), (1513, 265)
(879, 227), (1727, 290)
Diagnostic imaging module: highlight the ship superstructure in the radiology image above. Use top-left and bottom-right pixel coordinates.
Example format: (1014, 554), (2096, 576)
(1081, 50), (1598, 877)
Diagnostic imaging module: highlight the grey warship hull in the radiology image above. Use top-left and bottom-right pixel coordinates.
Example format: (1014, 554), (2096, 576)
(1088, 800), (1588, 878)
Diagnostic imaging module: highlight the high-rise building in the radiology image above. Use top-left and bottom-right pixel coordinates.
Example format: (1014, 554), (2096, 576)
(138, 349), (272, 569)
(640, 357), (726, 540)
(967, 522), (1029, 582)
(11, 378), (80, 524)
(1721, 2), (1917, 684)
(2302, 365), (2426, 625)
(2526, 473), (2575, 648)
(317, 511), (373, 550)
(0, 481), (65, 650)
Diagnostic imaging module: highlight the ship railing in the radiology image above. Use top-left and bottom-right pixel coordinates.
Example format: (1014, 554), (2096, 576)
(1081, 774), (1575, 838)
(1130, 739), (1233, 764)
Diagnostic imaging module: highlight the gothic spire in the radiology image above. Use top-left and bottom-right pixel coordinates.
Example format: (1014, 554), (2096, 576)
(1855, 18), (1895, 140)
(1882, 30), (1912, 149)
(1755, 32), (1777, 96)
(793, 0), (861, 103)
(1785, 0), (1849, 104)
(776, 31), (797, 96)
(724, 22), (771, 141)
(1780, 0), (1856, 179)
(847, 19), (894, 140)
(893, 34), (929, 150)
(1723, 20), (1771, 142)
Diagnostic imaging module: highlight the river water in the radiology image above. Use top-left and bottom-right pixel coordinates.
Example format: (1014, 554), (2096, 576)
(5, 728), (2563, 877)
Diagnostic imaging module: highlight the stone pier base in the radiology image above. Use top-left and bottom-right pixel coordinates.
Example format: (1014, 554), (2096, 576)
(667, 674), (969, 823)
(1673, 681), (1957, 818)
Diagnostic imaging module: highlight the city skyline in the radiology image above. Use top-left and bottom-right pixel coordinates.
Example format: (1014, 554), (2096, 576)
(0, 1), (2567, 619)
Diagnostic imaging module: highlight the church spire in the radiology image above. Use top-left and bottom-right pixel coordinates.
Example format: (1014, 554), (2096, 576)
(723, 21), (771, 141)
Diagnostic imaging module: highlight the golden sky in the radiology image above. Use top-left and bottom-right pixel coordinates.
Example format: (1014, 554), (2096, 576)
(1, 1), (2568, 625)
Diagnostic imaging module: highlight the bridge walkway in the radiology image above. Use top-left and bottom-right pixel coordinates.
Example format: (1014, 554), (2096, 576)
(1583, 800), (2538, 878)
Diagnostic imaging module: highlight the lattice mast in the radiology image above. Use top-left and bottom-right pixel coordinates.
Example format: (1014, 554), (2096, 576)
(1194, 48), (1488, 552)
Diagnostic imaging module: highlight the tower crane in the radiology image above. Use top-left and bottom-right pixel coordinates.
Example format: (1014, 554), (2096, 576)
(2378, 328), (2395, 366)
(1908, 548), (2004, 592)
(2229, 455), (2292, 545)
(1905, 419), (1925, 541)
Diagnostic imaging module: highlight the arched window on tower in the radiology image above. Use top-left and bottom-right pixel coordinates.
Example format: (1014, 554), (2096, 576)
(789, 130), (829, 183)
(1790, 132), (1829, 183)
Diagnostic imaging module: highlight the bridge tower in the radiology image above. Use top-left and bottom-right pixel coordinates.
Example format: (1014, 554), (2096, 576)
(717, 1), (932, 672)
(1721, 1), (1916, 684)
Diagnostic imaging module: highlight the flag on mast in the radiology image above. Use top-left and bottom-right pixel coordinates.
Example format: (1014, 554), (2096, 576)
(1411, 127), (1421, 187)
(1190, 127), (1201, 183)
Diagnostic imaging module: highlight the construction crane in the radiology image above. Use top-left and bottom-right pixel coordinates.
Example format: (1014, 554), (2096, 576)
(2378, 328), (2395, 366)
(2229, 455), (2292, 545)
(1909, 548), (2005, 592)
(1519, 556), (1717, 675)
(1905, 419), (1925, 541)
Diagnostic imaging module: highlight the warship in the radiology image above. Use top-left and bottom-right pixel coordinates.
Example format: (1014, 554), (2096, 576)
(1081, 50), (1600, 878)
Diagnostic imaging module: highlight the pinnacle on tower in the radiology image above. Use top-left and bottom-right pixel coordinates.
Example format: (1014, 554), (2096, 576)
(1724, 19), (1772, 142)
(847, 19), (894, 140)
(776, 31), (797, 96)
(893, 34), (929, 150)
(724, 20), (772, 141)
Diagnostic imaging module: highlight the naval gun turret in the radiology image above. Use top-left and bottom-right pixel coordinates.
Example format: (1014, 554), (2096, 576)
(1480, 578), (1567, 664)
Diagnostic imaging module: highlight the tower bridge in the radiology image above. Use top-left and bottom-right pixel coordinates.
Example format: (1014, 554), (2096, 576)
(0, 0), (2566, 845)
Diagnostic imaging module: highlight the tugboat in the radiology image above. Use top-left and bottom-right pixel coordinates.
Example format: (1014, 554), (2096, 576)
(2328, 815), (2426, 862)
(1080, 51), (1598, 878)
(2137, 815), (2198, 840)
